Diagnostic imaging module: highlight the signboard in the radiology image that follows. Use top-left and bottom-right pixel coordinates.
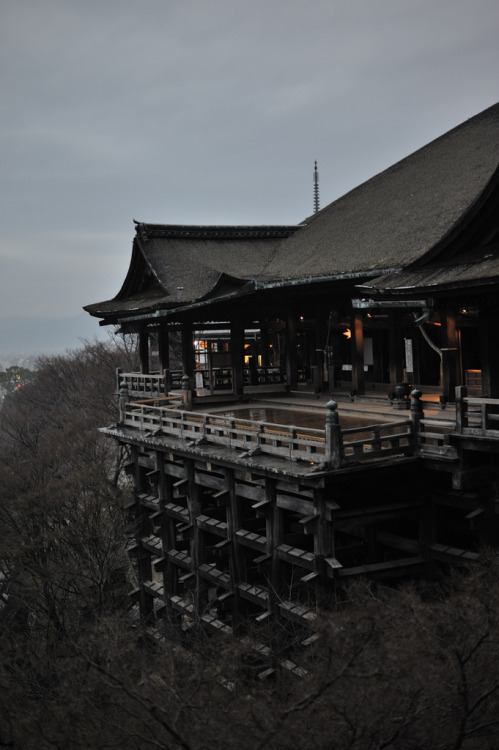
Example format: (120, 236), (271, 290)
(195, 372), (204, 390)
(405, 338), (414, 374)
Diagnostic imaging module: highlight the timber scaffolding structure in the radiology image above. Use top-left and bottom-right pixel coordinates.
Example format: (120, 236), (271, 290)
(106, 379), (499, 666)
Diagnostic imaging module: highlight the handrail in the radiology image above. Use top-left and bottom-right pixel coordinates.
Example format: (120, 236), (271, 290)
(116, 365), (286, 398)
(119, 401), (416, 470)
(455, 386), (499, 435)
(111, 385), (499, 469)
(122, 403), (326, 463)
(340, 419), (413, 463)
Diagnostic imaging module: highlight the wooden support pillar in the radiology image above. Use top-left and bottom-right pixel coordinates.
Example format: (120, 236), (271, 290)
(269, 480), (284, 610)
(286, 311), (298, 390)
(260, 324), (270, 368)
(157, 326), (170, 373)
(351, 311), (365, 395)
(388, 312), (404, 390)
(479, 307), (499, 397)
(230, 316), (245, 398)
(131, 446), (154, 621)
(314, 488), (334, 561)
(185, 459), (205, 614)
(139, 326), (150, 374)
(441, 308), (460, 402)
(158, 453), (178, 600)
(314, 307), (328, 392)
(226, 467), (244, 631)
(181, 322), (195, 379)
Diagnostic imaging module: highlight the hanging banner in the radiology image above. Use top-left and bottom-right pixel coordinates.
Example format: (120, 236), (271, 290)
(405, 339), (414, 374)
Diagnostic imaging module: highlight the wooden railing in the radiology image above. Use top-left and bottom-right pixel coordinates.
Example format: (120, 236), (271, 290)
(412, 418), (456, 459)
(117, 366), (285, 399)
(112, 385), (499, 469)
(455, 386), (499, 436)
(121, 403), (327, 463)
(117, 370), (175, 397)
(119, 400), (417, 470)
(341, 420), (414, 463)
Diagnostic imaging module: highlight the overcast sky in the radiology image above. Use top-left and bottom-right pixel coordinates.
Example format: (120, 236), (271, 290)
(1, 0), (498, 323)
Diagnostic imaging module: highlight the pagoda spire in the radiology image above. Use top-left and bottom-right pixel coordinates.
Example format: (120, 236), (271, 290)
(314, 161), (320, 213)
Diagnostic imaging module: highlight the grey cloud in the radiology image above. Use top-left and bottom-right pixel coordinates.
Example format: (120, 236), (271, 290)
(1, 0), (498, 321)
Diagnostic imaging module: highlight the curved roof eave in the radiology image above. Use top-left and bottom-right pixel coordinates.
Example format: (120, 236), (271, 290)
(116, 268), (397, 325)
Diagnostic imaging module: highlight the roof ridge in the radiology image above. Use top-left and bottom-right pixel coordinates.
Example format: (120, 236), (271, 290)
(134, 222), (301, 241)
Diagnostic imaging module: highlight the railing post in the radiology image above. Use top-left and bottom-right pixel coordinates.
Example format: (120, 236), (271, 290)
(163, 369), (172, 395)
(181, 374), (192, 410)
(325, 399), (342, 469)
(257, 422), (264, 452)
(118, 380), (129, 424)
(289, 427), (297, 461)
(455, 385), (467, 433)
(410, 389), (424, 450)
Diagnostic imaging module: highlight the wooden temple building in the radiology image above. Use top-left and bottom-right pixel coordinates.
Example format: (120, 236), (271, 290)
(85, 102), (499, 664)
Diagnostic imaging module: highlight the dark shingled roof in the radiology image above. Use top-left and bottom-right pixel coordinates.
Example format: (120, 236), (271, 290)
(360, 246), (499, 296)
(263, 102), (499, 281)
(84, 224), (300, 319)
(85, 103), (499, 322)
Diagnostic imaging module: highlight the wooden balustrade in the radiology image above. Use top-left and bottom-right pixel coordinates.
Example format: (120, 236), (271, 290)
(117, 366), (285, 399)
(341, 419), (414, 462)
(117, 370), (173, 396)
(118, 387), (499, 468)
(120, 401), (419, 469)
(455, 386), (499, 436)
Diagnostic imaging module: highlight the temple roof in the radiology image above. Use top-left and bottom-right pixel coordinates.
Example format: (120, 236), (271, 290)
(85, 102), (499, 323)
(84, 224), (299, 319)
(359, 245), (499, 297)
(264, 102), (499, 281)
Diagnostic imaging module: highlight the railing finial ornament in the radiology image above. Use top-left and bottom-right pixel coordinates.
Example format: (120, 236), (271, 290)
(325, 399), (342, 469)
(118, 380), (130, 424)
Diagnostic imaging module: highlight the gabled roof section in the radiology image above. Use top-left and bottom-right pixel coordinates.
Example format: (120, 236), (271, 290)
(263, 102), (499, 281)
(84, 223), (299, 321)
(84, 103), (499, 324)
(359, 244), (499, 298)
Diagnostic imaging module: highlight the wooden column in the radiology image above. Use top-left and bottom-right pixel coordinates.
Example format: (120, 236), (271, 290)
(351, 311), (365, 395)
(480, 307), (499, 397)
(314, 308), (328, 392)
(260, 324), (270, 368)
(157, 452), (180, 622)
(131, 446), (154, 621)
(388, 312), (405, 389)
(157, 326), (170, 373)
(225, 467), (243, 631)
(441, 308), (460, 402)
(185, 459), (205, 613)
(230, 316), (245, 398)
(285, 311), (298, 390)
(269, 480), (284, 612)
(314, 488), (334, 562)
(181, 322), (195, 379)
(139, 325), (150, 374)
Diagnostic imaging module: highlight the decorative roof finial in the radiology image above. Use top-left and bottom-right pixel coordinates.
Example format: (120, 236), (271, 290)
(314, 160), (320, 214)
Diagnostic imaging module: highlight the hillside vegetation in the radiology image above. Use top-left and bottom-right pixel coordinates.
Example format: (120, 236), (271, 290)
(1, 341), (499, 749)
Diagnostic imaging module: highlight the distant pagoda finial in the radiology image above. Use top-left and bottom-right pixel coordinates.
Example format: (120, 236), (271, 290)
(314, 160), (320, 214)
